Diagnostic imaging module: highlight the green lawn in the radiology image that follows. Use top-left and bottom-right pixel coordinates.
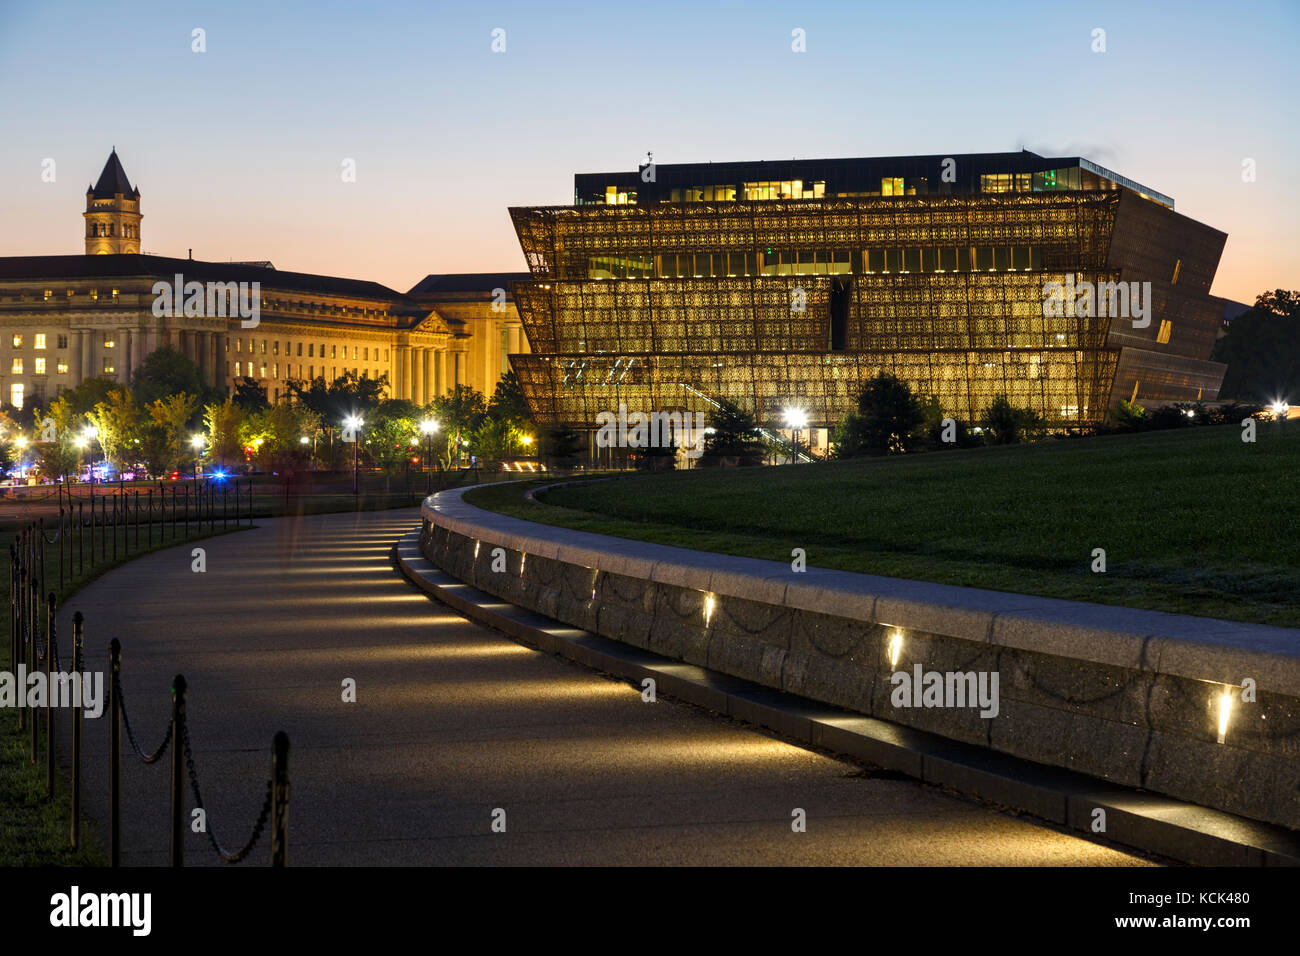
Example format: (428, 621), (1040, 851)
(466, 424), (1300, 627)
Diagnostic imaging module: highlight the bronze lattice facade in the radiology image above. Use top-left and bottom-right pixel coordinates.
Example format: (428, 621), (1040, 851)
(508, 153), (1227, 432)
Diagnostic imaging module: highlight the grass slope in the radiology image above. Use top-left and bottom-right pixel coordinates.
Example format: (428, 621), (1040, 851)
(466, 424), (1300, 627)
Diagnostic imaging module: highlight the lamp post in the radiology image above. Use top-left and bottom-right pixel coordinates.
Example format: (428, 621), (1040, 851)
(783, 407), (807, 464)
(419, 419), (438, 473)
(191, 434), (205, 481)
(14, 435), (27, 484)
(1271, 400), (1290, 422)
(344, 415), (363, 496)
(521, 433), (534, 471)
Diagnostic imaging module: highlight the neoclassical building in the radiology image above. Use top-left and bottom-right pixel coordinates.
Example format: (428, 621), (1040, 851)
(0, 150), (528, 410)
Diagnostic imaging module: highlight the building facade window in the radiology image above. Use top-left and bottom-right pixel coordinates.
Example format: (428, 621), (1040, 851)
(57, 359), (69, 374)
(10, 384), (23, 409)
(11, 358), (22, 373)
(102, 358), (114, 374)
(11, 334), (21, 348)
(34, 333), (46, 349)
(34, 358), (46, 374)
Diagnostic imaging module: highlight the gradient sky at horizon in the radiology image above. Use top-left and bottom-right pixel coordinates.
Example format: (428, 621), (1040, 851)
(1, 0), (1295, 303)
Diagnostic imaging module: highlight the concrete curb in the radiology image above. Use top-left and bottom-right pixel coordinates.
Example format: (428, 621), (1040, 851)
(395, 528), (1300, 867)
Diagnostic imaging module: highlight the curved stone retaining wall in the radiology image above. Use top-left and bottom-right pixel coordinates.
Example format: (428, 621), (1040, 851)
(421, 487), (1300, 830)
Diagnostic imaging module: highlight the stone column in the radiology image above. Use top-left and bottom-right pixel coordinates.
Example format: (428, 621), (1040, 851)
(208, 332), (220, 387)
(123, 328), (134, 381)
(434, 349), (445, 398)
(412, 348), (426, 405)
(80, 330), (93, 381)
(401, 347), (414, 402)
(422, 349), (434, 403)
(70, 332), (84, 387)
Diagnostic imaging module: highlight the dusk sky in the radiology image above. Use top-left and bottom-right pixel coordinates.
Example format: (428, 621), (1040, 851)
(1, 0), (1295, 303)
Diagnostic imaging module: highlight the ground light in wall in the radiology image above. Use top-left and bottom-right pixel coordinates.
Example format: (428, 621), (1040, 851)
(1270, 400), (1290, 420)
(888, 630), (904, 669)
(703, 592), (716, 628)
(1217, 687), (1234, 744)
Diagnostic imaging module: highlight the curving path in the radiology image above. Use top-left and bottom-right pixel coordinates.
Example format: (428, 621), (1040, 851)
(55, 509), (1154, 866)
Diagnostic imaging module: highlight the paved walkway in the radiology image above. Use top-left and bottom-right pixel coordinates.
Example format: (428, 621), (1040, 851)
(56, 509), (1152, 866)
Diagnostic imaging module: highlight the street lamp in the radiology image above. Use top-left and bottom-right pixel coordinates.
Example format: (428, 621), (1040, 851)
(191, 434), (205, 481)
(14, 435), (27, 483)
(783, 407), (807, 464)
(419, 419), (438, 475)
(1271, 400), (1290, 421)
(344, 415), (363, 495)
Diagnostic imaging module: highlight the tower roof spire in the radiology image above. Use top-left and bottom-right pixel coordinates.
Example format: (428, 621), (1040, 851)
(91, 149), (138, 199)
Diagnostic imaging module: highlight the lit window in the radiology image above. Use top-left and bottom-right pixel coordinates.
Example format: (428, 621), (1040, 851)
(236, 339), (242, 352)
(1156, 320), (1173, 344)
(65, 288), (74, 298)
(261, 340), (267, 354)
(234, 361), (242, 376)
(103, 333), (115, 348)
(259, 365), (266, 378)
(331, 345), (337, 358)
(10, 358), (22, 373)
(102, 358), (114, 374)
(89, 289), (98, 300)
(273, 363), (279, 378)
(56, 359), (68, 374)
(33, 358), (45, 374)
(34, 333), (46, 349)
(10, 384), (23, 409)
(43, 289), (52, 301)
(11, 334), (21, 348)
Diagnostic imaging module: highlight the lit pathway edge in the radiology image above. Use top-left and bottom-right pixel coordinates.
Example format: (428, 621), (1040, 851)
(415, 486), (1300, 839)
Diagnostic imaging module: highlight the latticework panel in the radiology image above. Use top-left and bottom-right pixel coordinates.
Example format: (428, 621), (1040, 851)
(511, 350), (1119, 429)
(510, 192), (1119, 280)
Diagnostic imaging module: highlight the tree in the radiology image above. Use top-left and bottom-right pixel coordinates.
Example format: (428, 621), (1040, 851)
(232, 377), (270, 413)
(36, 396), (88, 481)
(982, 395), (1044, 445)
(138, 393), (197, 477)
(486, 371), (533, 432)
(366, 400), (420, 473)
(203, 399), (247, 471)
(285, 371), (387, 468)
(87, 389), (144, 473)
(701, 399), (765, 466)
(847, 373), (927, 455)
(132, 346), (217, 413)
(427, 385), (487, 467)
(1211, 290), (1300, 403)
(471, 418), (515, 467)
(57, 376), (120, 418)
(238, 402), (320, 472)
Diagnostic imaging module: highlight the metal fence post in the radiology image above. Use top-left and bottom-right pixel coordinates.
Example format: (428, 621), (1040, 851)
(16, 565), (26, 732)
(45, 592), (55, 799)
(29, 575), (38, 762)
(170, 674), (187, 867)
(109, 637), (121, 867)
(71, 612), (84, 849)
(271, 731), (290, 867)
(147, 490), (153, 548)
